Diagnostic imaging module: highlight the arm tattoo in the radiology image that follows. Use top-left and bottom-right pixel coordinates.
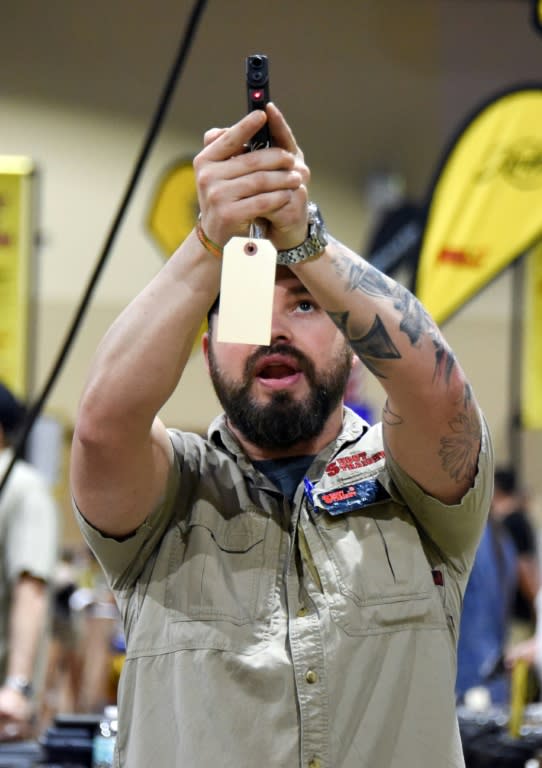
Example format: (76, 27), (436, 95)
(390, 285), (457, 385)
(327, 310), (349, 336)
(328, 312), (401, 378)
(383, 399), (404, 426)
(333, 253), (395, 300)
(392, 288), (429, 345)
(438, 406), (480, 483)
(329, 247), (457, 384)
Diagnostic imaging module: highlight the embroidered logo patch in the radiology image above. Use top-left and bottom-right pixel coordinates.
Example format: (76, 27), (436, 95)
(317, 478), (389, 516)
(325, 450), (385, 477)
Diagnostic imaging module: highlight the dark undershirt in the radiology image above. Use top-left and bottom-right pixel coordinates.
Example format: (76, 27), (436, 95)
(252, 455), (315, 501)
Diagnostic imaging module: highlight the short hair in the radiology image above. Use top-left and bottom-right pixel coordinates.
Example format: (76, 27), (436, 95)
(494, 466), (517, 494)
(207, 295), (220, 328)
(0, 382), (25, 440)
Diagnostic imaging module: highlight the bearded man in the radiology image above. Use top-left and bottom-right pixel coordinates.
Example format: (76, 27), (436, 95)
(71, 104), (492, 768)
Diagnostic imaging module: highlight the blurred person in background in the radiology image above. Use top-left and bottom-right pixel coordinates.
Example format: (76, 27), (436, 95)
(40, 547), (82, 725)
(456, 514), (518, 705)
(492, 467), (540, 645)
(0, 383), (59, 739)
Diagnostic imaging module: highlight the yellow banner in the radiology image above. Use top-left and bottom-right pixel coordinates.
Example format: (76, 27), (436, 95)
(147, 158), (206, 353)
(522, 244), (542, 429)
(0, 157), (34, 397)
(147, 159), (197, 255)
(416, 89), (542, 324)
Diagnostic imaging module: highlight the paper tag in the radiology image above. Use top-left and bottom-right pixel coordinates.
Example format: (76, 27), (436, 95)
(217, 236), (276, 345)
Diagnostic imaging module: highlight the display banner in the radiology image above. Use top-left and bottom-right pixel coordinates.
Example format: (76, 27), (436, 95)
(522, 243), (542, 429)
(147, 159), (197, 255)
(147, 158), (206, 354)
(415, 88), (542, 324)
(0, 157), (34, 397)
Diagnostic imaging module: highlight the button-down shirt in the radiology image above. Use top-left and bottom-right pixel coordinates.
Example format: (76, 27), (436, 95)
(75, 408), (493, 768)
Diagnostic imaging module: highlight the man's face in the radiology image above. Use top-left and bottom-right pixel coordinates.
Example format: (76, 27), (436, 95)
(204, 269), (352, 451)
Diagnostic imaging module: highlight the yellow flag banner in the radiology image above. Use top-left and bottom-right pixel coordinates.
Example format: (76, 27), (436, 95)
(146, 158), (206, 354)
(147, 159), (197, 255)
(416, 88), (542, 325)
(0, 157), (34, 397)
(522, 243), (542, 429)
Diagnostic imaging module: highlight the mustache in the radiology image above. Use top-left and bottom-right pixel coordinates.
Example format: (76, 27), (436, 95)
(244, 343), (314, 380)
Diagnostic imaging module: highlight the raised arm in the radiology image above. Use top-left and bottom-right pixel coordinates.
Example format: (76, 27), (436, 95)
(266, 103), (481, 505)
(71, 110), (304, 536)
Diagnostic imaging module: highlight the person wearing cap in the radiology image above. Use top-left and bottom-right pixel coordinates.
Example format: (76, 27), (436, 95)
(0, 382), (58, 738)
(71, 104), (493, 767)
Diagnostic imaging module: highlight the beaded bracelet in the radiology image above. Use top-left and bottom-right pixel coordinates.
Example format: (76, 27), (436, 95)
(196, 214), (223, 259)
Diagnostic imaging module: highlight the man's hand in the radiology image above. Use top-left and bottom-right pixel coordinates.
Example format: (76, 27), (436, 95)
(0, 685), (34, 741)
(194, 105), (310, 252)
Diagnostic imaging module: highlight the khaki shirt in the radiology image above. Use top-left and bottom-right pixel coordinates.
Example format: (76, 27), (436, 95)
(76, 408), (493, 768)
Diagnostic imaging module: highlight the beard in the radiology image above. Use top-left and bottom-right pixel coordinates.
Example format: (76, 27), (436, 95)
(207, 341), (353, 451)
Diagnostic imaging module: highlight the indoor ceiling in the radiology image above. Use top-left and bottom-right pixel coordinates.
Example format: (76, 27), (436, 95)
(2, 0), (539, 207)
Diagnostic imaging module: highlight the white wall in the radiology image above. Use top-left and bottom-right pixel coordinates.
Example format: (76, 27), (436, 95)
(1, 0), (541, 527)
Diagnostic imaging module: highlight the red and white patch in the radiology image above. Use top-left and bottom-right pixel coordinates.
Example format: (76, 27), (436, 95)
(325, 450), (385, 478)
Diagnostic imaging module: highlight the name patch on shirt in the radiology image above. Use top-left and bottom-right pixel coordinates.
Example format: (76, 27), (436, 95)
(317, 478), (390, 516)
(325, 450), (385, 478)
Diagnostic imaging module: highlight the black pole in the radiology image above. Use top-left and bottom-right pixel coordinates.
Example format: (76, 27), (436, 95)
(509, 253), (526, 484)
(0, 0), (209, 498)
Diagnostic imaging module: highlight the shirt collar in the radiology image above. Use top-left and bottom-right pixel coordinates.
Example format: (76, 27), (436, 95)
(207, 406), (369, 466)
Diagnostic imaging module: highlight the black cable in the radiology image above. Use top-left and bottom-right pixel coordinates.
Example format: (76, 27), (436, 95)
(0, 0), (209, 497)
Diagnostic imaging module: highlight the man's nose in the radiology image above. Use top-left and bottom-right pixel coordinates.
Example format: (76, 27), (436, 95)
(270, 310), (293, 344)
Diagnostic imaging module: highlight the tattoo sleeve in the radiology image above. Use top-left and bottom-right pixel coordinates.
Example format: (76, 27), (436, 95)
(328, 245), (457, 383)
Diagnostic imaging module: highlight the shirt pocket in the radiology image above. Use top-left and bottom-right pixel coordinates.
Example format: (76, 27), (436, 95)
(165, 501), (281, 652)
(313, 502), (446, 635)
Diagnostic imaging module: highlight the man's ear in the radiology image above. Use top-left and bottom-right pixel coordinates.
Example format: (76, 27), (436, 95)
(202, 332), (211, 373)
(351, 353), (362, 374)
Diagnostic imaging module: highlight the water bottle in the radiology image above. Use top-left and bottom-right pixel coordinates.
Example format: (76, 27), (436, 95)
(92, 705), (118, 768)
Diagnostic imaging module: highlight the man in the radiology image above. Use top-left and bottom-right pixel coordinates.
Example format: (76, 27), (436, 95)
(456, 515), (517, 705)
(71, 104), (493, 767)
(0, 383), (58, 738)
(492, 467), (540, 643)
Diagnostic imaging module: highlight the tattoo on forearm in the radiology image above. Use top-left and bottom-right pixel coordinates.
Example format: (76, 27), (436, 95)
(328, 312), (401, 378)
(329, 248), (457, 383)
(438, 408), (480, 483)
(345, 262), (394, 299)
(391, 290), (426, 344)
(327, 311), (350, 337)
(351, 316), (401, 378)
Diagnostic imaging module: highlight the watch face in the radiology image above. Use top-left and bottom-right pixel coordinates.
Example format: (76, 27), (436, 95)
(276, 202), (327, 265)
(308, 202), (321, 223)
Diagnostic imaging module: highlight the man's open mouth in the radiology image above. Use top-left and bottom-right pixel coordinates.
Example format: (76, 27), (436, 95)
(253, 354), (303, 382)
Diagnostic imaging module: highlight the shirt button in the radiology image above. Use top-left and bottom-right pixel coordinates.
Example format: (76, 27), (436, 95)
(308, 759), (321, 768)
(297, 606), (308, 617)
(305, 669), (318, 684)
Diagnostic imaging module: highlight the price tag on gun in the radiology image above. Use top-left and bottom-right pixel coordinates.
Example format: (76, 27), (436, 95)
(217, 54), (276, 345)
(216, 225), (276, 345)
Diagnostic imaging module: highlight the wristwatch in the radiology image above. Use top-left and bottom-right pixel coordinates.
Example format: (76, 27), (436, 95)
(5, 675), (33, 698)
(276, 202), (328, 265)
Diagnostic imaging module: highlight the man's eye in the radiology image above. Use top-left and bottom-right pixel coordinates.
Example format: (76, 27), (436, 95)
(296, 300), (314, 313)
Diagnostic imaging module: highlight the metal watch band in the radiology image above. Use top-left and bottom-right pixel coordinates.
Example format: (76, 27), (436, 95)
(276, 202), (328, 265)
(5, 675), (33, 698)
